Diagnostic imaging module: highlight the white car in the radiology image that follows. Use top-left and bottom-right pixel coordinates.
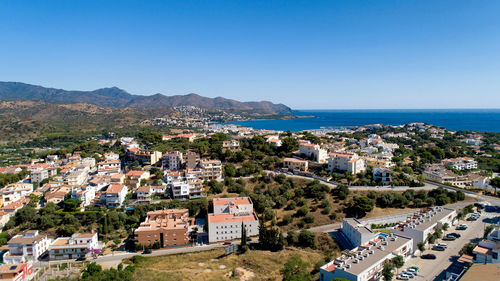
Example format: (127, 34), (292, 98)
(436, 243), (448, 248)
(397, 275), (409, 280)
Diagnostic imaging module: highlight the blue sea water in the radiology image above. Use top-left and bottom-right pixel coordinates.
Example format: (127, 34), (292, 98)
(228, 109), (500, 132)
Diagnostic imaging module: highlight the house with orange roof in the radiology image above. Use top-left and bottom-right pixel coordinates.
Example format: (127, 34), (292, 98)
(125, 170), (150, 188)
(0, 262), (34, 281)
(103, 184), (128, 208)
(208, 197), (258, 243)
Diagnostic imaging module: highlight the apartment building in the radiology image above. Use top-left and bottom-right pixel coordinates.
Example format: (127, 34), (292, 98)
(423, 165), (471, 187)
(441, 157), (478, 170)
(134, 149), (162, 166)
(320, 233), (413, 281)
(71, 186), (96, 207)
(185, 152), (200, 170)
(342, 218), (374, 249)
(103, 184), (128, 208)
(208, 197), (259, 243)
(125, 170), (150, 188)
(134, 209), (191, 248)
(3, 230), (50, 264)
(0, 183), (33, 205)
(328, 153), (366, 175)
(169, 181), (190, 199)
(30, 169), (48, 183)
(199, 159), (222, 180)
(97, 159), (121, 175)
(299, 142), (328, 163)
(162, 151), (183, 170)
(0, 262), (34, 281)
(49, 233), (101, 260)
(283, 158), (308, 172)
(391, 206), (456, 250)
(222, 140), (241, 152)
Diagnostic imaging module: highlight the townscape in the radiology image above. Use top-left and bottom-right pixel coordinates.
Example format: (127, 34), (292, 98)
(0, 117), (499, 281)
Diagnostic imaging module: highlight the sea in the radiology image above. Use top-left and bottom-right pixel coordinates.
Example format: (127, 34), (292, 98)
(227, 109), (500, 133)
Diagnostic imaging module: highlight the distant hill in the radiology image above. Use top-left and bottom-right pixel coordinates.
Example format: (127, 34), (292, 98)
(0, 82), (292, 114)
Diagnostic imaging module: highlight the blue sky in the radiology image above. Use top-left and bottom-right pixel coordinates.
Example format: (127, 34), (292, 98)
(1, 0), (499, 109)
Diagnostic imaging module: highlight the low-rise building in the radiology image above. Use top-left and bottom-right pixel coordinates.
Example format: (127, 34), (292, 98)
(283, 158), (308, 172)
(103, 184), (128, 208)
(97, 159), (121, 175)
(0, 183), (33, 205)
(3, 230), (50, 264)
(125, 170), (150, 188)
(49, 233), (101, 260)
(328, 153), (366, 175)
(472, 240), (500, 263)
(299, 142), (328, 163)
(134, 209), (191, 248)
(391, 206), (456, 251)
(136, 186), (152, 203)
(222, 140), (240, 152)
(134, 149), (162, 166)
(372, 168), (393, 185)
(0, 262), (34, 281)
(320, 233), (413, 281)
(30, 169), (48, 183)
(208, 197), (259, 243)
(441, 157), (478, 170)
(341, 218), (374, 249)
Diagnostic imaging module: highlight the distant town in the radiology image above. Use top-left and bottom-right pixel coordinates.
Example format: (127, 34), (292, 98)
(0, 113), (499, 281)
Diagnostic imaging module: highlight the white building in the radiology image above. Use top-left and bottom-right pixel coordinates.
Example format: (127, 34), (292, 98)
(199, 159), (222, 180)
(328, 153), (366, 175)
(30, 169), (48, 183)
(169, 181), (190, 199)
(103, 184), (128, 208)
(441, 157), (478, 170)
(49, 233), (101, 260)
(71, 186), (96, 207)
(3, 230), (50, 264)
(162, 151), (184, 170)
(136, 186), (152, 203)
(0, 183), (33, 205)
(390, 207), (456, 251)
(208, 197), (259, 243)
(299, 142), (328, 163)
(372, 168), (393, 185)
(97, 159), (121, 175)
(104, 153), (120, 160)
(342, 218), (374, 249)
(320, 233), (413, 281)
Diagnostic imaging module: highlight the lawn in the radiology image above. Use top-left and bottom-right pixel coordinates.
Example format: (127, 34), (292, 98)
(130, 247), (325, 281)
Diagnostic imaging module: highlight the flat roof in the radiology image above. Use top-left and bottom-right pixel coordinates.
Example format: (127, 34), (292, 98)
(322, 233), (412, 276)
(460, 263), (500, 281)
(213, 197), (252, 206)
(208, 212), (258, 223)
(344, 218), (373, 235)
(398, 207), (455, 232)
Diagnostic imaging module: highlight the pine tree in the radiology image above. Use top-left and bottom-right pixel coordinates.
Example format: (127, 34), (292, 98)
(103, 215), (109, 234)
(241, 222), (247, 247)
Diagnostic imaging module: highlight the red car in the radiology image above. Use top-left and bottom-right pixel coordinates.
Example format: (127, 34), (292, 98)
(223, 241), (232, 245)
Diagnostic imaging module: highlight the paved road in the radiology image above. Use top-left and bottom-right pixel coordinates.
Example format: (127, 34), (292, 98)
(425, 181), (500, 206)
(403, 211), (497, 281)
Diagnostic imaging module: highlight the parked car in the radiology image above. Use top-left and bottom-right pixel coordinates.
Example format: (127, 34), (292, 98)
(433, 245), (446, 251)
(421, 254), (437, 259)
(403, 270), (416, 278)
(397, 275), (409, 280)
(443, 235), (456, 241)
(223, 241), (232, 245)
(143, 248), (152, 254)
(408, 266), (420, 271)
(437, 243), (448, 248)
(448, 233), (461, 238)
(456, 224), (468, 230)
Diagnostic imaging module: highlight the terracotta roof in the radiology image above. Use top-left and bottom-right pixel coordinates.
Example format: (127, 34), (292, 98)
(213, 197), (252, 206)
(126, 170), (146, 177)
(106, 184), (126, 194)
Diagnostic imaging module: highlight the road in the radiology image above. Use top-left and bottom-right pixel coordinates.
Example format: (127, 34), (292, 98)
(403, 211), (497, 281)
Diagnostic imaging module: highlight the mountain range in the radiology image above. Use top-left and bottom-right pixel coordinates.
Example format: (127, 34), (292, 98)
(0, 82), (292, 114)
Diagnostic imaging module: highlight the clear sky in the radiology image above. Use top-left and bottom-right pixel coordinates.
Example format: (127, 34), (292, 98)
(1, 1), (499, 109)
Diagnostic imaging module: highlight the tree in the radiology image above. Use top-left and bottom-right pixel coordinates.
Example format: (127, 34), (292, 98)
(240, 222), (248, 253)
(490, 177), (500, 196)
(351, 196), (374, 217)
(298, 230), (317, 249)
(382, 262), (394, 281)
(442, 223), (449, 231)
(417, 242), (426, 256)
(281, 255), (311, 281)
(391, 255), (404, 274)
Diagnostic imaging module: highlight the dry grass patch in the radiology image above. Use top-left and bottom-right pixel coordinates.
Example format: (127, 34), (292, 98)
(132, 247), (325, 281)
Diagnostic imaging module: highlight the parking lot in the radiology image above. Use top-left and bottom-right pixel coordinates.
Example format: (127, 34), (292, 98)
(401, 211), (498, 281)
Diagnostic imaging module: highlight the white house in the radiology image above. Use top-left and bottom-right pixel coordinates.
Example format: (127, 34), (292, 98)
(299, 142), (328, 163)
(103, 184), (128, 208)
(3, 230), (51, 264)
(162, 151), (183, 170)
(49, 233), (102, 260)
